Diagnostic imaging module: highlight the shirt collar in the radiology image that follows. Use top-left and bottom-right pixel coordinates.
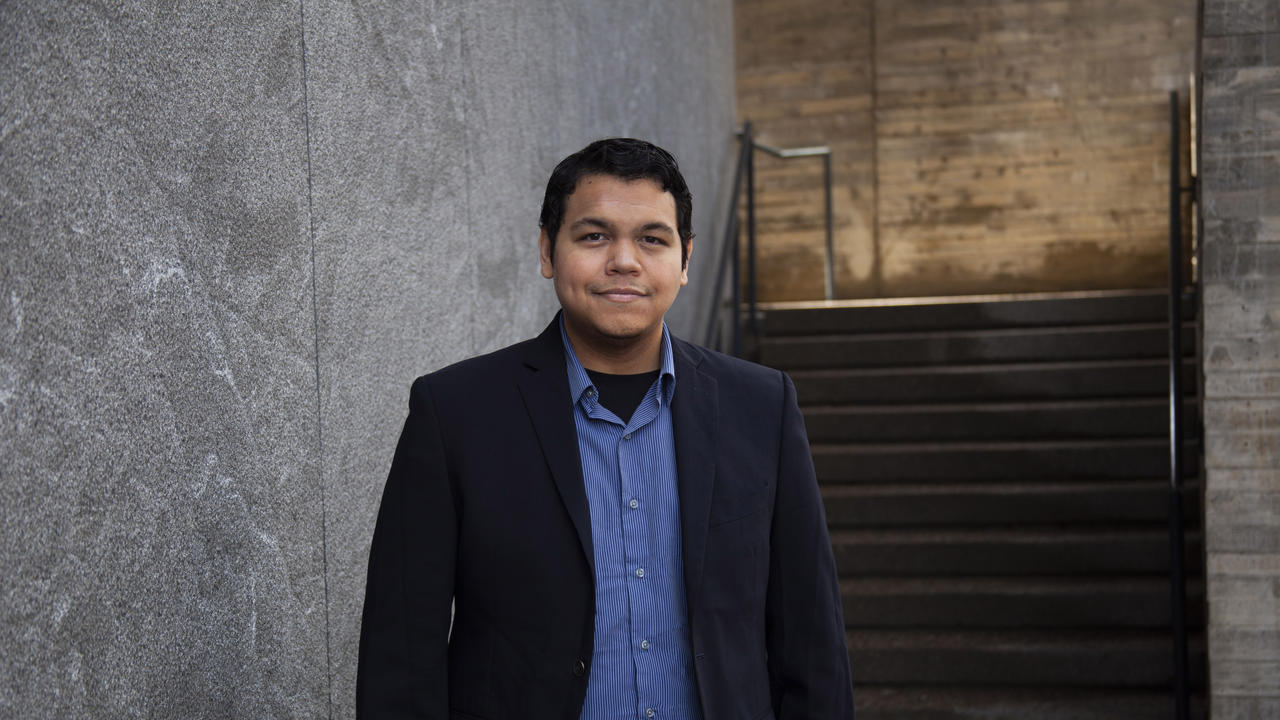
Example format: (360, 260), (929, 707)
(559, 315), (677, 407)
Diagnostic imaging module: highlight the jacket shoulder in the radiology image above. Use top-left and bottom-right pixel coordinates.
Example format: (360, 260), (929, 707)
(407, 336), (539, 406)
(672, 337), (788, 400)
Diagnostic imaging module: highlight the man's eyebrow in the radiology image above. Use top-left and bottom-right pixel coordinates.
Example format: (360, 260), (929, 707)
(568, 218), (676, 236)
(636, 222), (676, 235)
(569, 217), (616, 233)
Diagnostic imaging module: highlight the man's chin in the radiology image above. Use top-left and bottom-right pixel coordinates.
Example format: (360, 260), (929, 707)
(573, 319), (659, 347)
(593, 324), (650, 343)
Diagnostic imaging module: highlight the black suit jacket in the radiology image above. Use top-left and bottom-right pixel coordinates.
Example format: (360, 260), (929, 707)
(357, 318), (854, 719)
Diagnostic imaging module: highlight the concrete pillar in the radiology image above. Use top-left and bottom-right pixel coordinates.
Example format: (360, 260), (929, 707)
(0, 2), (735, 717)
(1200, 0), (1280, 716)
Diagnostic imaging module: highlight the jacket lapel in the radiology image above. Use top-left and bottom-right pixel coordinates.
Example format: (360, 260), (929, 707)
(671, 338), (718, 616)
(516, 318), (595, 575)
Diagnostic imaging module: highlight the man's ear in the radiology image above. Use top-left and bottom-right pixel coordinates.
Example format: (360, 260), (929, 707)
(680, 238), (692, 286)
(539, 229), (554, 279)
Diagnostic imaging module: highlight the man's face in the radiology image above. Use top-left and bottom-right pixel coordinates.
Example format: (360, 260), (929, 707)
(540, 174), (689, 356)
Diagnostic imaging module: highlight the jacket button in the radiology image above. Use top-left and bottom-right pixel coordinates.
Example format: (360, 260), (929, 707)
(572, 659), (586, 677)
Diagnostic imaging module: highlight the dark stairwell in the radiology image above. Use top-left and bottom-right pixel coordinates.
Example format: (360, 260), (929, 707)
(758, 289), (1206, 719)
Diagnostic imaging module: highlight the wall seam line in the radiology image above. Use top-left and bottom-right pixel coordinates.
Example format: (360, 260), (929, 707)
(298, 1), (335, 718)
(869, 0), (883, 297)
(460, 18), (476, 356)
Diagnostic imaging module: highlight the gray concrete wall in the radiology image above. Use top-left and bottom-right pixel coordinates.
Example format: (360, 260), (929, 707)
(1199, 0), (1280, 717)
(0, 2), (736, 717)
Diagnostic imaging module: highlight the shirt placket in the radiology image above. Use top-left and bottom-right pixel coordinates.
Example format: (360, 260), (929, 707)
(621, 395), (662, 720)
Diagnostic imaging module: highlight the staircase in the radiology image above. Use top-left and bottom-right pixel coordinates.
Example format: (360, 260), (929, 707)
(757, 289), (1206, 720)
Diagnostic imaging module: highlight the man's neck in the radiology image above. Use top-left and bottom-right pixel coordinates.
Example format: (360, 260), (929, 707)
(563, 321), (664, 375)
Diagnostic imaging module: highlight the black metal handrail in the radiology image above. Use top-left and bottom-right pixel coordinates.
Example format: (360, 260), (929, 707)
(704, 124), (837, 357)
(703, 123), (754, 356)
(1166, 89), (1191, 720)
(750, 140), (836, 301)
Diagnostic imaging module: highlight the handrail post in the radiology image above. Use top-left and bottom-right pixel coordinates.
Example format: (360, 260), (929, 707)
(704, 125), (752, 352)
(745, 126), (758, 357)
(708, 127), (835, 355)
(730, 199), (740, 358)
(1167, 89), (1190, 720)
(747, 140), (836, 302)
(730, 124), (754, 358)
(823, 153), (835, 300)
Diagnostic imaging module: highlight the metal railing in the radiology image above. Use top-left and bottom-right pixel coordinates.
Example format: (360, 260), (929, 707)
(1166, 88), (1195, 720)
(703, 123), (755, 356)
(750, 140), (836, 301)
(704, 123), (836, 356)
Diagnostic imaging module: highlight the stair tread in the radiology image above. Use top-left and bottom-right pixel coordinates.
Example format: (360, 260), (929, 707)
(830, 527), (1177, 543)
(822, 478), (1176, 497)
(842, 575), (1200, 595)
(802, 397), (1173, 414)
(762, 324), (1196, 369)
(792, 357), (1178, 377)
(762, 321), (1187, 344)
(849, 628), (1178, 648)
(811, 437), (1169, 453)
(760, 289), (1191, 337)
(851, 686), (1204, 719)
(802, 398), (1199, 443)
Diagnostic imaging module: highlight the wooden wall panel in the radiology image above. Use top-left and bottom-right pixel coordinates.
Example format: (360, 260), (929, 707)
(737, 0), (878, 300)
(735, 0), (1197, 300)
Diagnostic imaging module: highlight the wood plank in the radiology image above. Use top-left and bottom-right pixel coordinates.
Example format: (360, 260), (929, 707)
(733, 0), (1196, 300)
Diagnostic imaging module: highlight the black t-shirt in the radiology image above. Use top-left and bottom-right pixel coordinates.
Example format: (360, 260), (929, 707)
(585, 369), (661, 425)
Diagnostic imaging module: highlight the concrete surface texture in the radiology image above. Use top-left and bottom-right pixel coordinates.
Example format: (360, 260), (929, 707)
(1199, 0), (1280, 717)
(0, 1), (735, 717)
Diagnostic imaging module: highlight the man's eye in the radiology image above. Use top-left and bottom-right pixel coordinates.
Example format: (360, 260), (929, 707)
(641, 235), (666, 245)
(581, 232), (606, 242)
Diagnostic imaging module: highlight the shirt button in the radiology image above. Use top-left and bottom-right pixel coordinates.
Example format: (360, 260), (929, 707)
(623, 433), (632, 440)
(629, 498), (639, 509)
(646, 709), (655, 718)
(635, 567), (645, 578)
(641, 639), (650, 650)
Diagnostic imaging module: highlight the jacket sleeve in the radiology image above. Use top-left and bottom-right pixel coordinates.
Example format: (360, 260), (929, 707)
(357, 376), (456, 719)
(766, 372), (856, 719)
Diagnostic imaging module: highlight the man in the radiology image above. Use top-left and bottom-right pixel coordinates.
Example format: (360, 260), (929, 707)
(357, 138), (854, 720)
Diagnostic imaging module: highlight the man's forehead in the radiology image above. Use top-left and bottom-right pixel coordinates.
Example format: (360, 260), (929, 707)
(568, 173), (671, 197)
(564, 174), (676, 213)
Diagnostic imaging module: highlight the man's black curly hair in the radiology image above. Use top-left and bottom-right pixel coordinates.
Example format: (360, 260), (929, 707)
(539, 138), (693, 267)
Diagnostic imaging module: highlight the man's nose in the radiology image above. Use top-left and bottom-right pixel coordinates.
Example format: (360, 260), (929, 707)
(607, 239), (642, 273)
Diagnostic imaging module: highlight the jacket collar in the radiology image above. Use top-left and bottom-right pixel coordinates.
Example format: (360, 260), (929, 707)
(670, 337), (717, 617)
(516, 316), (595, 576)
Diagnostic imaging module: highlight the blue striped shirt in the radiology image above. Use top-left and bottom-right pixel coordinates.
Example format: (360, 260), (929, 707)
(560, 321), (703, 720)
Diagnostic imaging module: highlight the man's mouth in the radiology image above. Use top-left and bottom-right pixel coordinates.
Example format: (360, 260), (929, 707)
(595, 287), (646, 303)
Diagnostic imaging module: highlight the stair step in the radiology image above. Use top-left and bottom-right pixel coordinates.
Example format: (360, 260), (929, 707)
(851, 686), (1206, 720)
(762, 293), (1207, 709)
(822, 480), (1200, 527)
(791, 359), (1197, 404)
(812, 438), (1182, 482)
(830, 528), (1202, 576)
(760, 289), (1193, 336)
(761, 323), (1195, 370)
(843, 576), (1206, 629)
(803, 398), (1197, 443)
(848, 629), (1204, 687)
